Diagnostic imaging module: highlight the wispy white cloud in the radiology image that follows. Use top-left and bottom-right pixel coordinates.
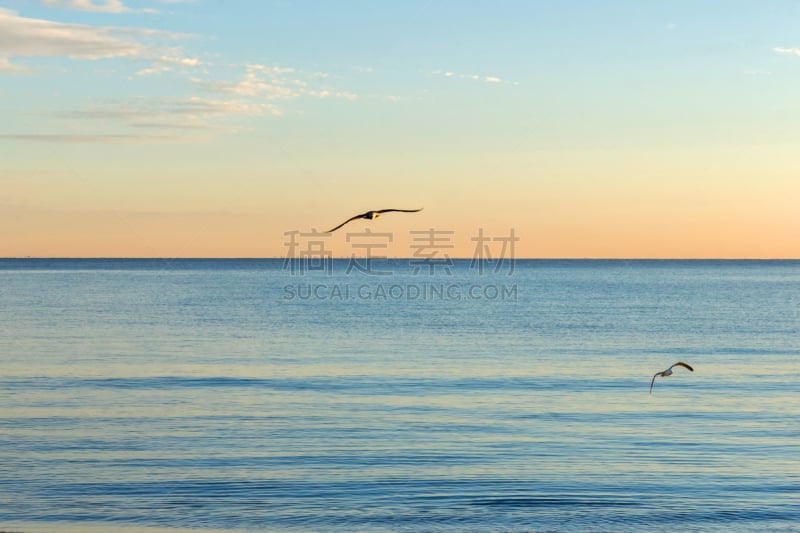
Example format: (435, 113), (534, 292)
(194, 63), (359, 103)
(40, 0), (158, 14)
(743, 69), (772, 76)
(60, 96), (281, 129)
(135, 54), (202, 76)
(432, 69), (518, 85)
(195, 64), (301, 97)
(1, 7), (365, 142)
(1, 95), (280, 143)
(774, 47), (800, 57)
(0, 56), (31, 74)
(0, 7), (303, 144)
(0, 133), (180, 143)
(136, 64), (171, 76)
(248, 64), (295, 75)
(0, 8), (198, 73)
(0, 9), (144, 60)
(304, 89), (358, 100)
(158, 55), (201, 67)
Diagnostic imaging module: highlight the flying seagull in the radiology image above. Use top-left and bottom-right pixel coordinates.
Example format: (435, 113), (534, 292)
(650, 362), (694, 394)
(325, 208), (423, 233)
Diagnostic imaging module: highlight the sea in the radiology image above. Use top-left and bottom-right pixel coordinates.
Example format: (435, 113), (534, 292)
(1, 259), (798, 532)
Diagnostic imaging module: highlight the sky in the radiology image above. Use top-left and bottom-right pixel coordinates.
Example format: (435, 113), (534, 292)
(1, 0), (799, 258)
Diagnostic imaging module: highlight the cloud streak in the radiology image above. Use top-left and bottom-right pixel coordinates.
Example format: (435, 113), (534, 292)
(196, 64), (301, 98)
(136, 54), (202, 76)
(40, 0), (158, 14)
(63, 96), (280, 130)
(0, 9), (361, 142)
(194, 63), (359, 102)
(0, 8), (198, 72)
(774, 47), (800, 57)
(0, 133), (180, 143)
(2, 95), (281, 143)
(0, 56), (31, 74)
(434, 69), (518, 85)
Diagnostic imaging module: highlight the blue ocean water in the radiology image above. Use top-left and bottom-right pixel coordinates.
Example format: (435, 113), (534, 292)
(1, 259), (798, 532)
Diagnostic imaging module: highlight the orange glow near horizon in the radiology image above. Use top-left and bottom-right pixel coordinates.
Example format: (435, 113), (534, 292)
(2, 200), (798, 259)
(3, 142), (798, 258)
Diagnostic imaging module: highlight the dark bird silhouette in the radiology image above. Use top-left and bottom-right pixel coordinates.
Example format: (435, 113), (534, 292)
(325, 208), (423, 233)
(650, 362), (694, 394)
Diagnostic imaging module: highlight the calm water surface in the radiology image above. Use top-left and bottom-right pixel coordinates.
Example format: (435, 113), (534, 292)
(1, 259), (799, 532)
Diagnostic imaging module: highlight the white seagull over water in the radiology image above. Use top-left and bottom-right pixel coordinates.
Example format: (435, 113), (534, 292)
(325, 208), (423, 233)
(650, 362), (694, 394)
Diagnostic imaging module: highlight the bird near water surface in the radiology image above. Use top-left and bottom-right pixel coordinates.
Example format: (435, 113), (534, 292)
(650, 362), (694, 394)
(325, 208), (423, 233)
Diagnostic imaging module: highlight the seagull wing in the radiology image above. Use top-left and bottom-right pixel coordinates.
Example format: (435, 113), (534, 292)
(375, 208), (423, 214)
(325, 213), (366, 233)
(650, 373), (660, 394)
(671, 362), (694, 372)
(325, 208), (422, 233)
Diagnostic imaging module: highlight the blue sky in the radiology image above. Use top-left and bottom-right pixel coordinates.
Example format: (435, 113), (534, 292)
(5, 0), (799, 145)
(1, 1), (800, 257)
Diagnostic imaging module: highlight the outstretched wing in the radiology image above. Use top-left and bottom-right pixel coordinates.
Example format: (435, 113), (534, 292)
(325, 208), (422, 233)
(671, 362), (694, 372)
(649, 373), (660, 395)
(375, 208), (423, 214)
(325, 213), (366, 233)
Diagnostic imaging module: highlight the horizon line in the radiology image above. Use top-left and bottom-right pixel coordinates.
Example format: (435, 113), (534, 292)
(2, 257), (799, 261)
